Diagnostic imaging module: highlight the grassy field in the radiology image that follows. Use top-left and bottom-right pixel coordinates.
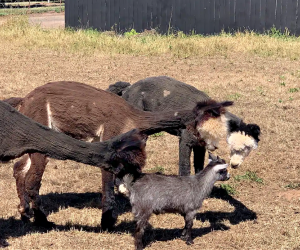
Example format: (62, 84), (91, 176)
(0, 16), (300, 250)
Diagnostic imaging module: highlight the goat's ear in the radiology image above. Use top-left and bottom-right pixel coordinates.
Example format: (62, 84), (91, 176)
(208, 153), (218, 162)
(247, 124), (261, 142)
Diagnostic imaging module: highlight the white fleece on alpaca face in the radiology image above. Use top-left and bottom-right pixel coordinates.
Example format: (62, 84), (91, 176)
(197, 114), (228, 149)
(227, 131), (258, 151)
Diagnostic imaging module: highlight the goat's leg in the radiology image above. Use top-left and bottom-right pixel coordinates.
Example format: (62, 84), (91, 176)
(13, 154), (32, 223)
(181, 211), (196, 245)
(134, 213), (151, 250)
(101, 169), (117, 231)
(24, 153), (53, 227)
(178, 129), (193, 176)
(193, 145), (206, 174)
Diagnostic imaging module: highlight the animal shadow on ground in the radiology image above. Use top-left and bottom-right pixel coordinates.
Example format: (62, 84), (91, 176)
(0, 188), (256, 247)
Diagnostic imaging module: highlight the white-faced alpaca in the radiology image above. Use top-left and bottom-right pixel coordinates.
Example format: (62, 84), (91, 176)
(3, 81), (233, 231)
(108, 76), (261, 174)
(120, 154), (230, 250)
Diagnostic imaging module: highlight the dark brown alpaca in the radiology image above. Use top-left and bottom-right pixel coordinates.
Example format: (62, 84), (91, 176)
(4, 81), (233, 230)
(0, 100), (148, 248)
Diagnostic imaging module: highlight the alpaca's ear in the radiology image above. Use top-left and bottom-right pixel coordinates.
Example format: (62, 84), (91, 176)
(228, 120), (240, 133)
(247, 124), (261, 142)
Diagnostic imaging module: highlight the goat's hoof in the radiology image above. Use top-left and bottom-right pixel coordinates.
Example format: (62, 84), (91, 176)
(186, 239), (194, 245)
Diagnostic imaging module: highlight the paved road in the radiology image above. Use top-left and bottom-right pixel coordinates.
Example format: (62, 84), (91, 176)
(29, 12), (64, 28)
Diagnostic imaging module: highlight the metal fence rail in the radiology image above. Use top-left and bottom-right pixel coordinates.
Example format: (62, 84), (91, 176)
(65, 0), (300, 35)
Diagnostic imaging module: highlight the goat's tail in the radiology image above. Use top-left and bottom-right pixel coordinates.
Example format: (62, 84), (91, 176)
(119, 174), (135, 197)
(2, 97), (23, 109)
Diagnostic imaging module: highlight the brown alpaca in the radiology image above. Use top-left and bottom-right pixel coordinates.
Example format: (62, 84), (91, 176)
(4, 81), (233, 230)
(0, 100), (148, 248)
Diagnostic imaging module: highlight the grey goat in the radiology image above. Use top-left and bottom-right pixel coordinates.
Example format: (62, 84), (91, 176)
(120, 153), (230, 250)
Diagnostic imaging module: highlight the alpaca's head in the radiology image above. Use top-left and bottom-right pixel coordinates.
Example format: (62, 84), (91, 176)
(106, 129), (147, 177)
(227, 122), (260, 168)
(193, 100), (233, 151)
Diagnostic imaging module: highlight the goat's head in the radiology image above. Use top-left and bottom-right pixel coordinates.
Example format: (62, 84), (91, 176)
(107, 81), (131, 96)
(106, 129), (148, 178)
(227, 121), (260, 168)
(206, 153), (230, 181)
(193, 100), (233, 151)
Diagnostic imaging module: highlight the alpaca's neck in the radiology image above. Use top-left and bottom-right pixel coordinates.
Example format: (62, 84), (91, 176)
(137, 109), (195, 135)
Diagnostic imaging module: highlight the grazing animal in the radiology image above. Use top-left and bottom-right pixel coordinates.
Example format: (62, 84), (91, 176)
(120, 153), (230, 250)
(0, 100), (148, 248)
(108, 76), (261, 175)
(3, 81), (233, 230)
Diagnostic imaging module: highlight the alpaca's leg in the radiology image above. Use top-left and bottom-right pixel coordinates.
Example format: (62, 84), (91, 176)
(101, 169), (117, 231)
(193, 145), (206, 174)
(24, 153), (52, 227)
(13, 154), (32, 223)
(179, 129), (193, 176)
(134, 213), (151, 250)
(181, 211), (196, 245)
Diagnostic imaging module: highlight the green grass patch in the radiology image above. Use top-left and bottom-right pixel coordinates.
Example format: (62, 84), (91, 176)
(150, 131), (165, 138)
(234, 171), (264, 184)
(285, 183), (300, 189)
(219, 184), (237, 195)
(147, 165), (165, 174)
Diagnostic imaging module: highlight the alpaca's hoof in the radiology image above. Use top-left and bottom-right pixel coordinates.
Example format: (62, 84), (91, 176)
(21, 215), (31, 224)
(33, 219), (56, 229)
(101, 210), (117, 232)
(0, 239), (9, 248)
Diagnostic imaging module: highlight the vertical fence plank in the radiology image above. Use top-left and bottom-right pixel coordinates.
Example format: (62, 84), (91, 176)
(189, 0), (196, 33)
(281, 0), (287, 32)
(265, 0), (276, 31)
(228, 0), (236, 31)
(221, 0), (230, 32)
(71, 0), (78, 28)
(259, 0), (266, 32)
(296, 0), (300, 35)
(126, 0), (133, 31)
(184, 0), (192, 34)
(214, 0), (221, 33)
(286, 0), (297, 34)
(236, 0), (246, 31)
(194, 0), (203, 34)
(274, 0), (282, 31)
(169, 0), (176, 33)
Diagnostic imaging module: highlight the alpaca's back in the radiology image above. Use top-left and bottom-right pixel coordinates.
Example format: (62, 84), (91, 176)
(122, 76), (210, 111)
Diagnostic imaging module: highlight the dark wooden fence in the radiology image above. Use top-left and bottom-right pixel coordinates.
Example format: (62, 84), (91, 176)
(65, 0), (300, 35)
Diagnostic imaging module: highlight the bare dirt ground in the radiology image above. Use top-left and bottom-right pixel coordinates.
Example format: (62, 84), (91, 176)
(0, 13), (300, 250)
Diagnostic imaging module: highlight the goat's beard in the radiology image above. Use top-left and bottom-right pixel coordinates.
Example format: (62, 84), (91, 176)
(197, 114), (228, 150)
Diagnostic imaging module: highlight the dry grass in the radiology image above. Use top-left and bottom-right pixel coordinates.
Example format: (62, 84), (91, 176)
(0, 16), (300, 250)
(1, 16), (300, 59)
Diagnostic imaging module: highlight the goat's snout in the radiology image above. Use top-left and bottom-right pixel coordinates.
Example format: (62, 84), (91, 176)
(226, 172), (230, 180)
